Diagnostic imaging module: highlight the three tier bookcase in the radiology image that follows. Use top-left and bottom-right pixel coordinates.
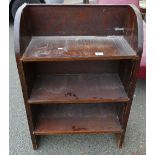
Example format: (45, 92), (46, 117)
(14, 4), (143, 149)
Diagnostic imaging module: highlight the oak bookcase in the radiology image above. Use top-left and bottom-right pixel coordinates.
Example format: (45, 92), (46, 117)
(14, 4), (143, 149)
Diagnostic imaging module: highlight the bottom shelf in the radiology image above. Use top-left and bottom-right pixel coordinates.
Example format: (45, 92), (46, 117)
(34, 104), (123, 135)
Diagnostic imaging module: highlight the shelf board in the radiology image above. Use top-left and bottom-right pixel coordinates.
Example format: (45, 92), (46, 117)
(22, 36), (137, 62)
(28, 73), (129, 104)
(34, 104), (123, 135)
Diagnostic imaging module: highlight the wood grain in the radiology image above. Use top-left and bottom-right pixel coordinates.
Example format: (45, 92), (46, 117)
(34, 103), (123, 135)
(28, 74), (129, 104)
(22, 36), (137, 62)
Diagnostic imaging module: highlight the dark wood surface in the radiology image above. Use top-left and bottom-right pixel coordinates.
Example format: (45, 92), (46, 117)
(34, 60), (120, 74)
(24, 5), (127, 36)
(14, 4), (143, 149)
(22, 36), (137, 62)
(28, 74), (129, 104)
(34, 104), (123, 135)
(14, 5), (143, 58)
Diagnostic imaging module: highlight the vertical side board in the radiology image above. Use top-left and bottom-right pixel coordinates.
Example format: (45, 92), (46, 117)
(14, 4), (38, 149)
(16, 58), (38, 149)
(116, 5), (143, 148)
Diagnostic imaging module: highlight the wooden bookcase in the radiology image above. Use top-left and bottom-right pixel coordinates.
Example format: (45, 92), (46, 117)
(14, 4), (143, 149)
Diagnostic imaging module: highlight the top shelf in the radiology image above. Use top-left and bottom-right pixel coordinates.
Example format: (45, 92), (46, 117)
(21, 36), (138, 62)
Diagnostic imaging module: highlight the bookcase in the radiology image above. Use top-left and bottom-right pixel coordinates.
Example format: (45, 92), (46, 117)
(14, 4), (143, 149)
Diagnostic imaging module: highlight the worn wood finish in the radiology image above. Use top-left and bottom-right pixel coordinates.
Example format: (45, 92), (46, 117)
(34, 104), (123, 135)
(14, 4), (143, 149)
(28, 74), (129, 104)
(22, 36), (137, 62)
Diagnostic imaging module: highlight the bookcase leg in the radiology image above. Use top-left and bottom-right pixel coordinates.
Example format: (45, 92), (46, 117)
(31, 134), (38, 150)
(115, 132), (125, 148)
(25, 105), (39, 150)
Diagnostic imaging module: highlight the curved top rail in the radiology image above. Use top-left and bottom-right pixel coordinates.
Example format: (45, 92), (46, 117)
(14, 3), (27, 58)
(129, 4), (143, 55)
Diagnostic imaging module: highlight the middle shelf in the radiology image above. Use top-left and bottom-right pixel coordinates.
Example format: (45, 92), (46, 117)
(28, 73), (129, 104)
